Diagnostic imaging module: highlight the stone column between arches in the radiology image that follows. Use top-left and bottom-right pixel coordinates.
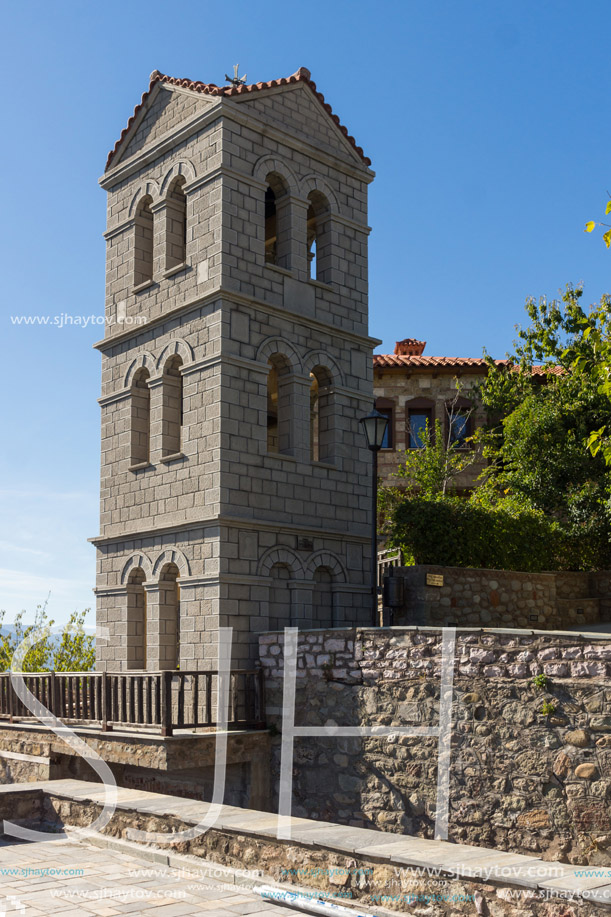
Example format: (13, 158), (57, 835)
(144, 572), (179, 672)
(94, 585), (128, 671)
(291, 374), (314, 463)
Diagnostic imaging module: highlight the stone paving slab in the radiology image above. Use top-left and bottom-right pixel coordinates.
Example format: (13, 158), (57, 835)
(318, 826), (425, 853)
(456, 850), (553, 881)
(353, 838), (489, 869)
(587, 885), (611, 906)
(0, 836), (300, 917)
(264, 820), (340, 846)
(539, 873), (611, 892)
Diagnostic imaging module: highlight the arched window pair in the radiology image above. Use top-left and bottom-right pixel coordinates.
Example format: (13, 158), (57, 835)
(133, 177), (187, 287)
(266, 357), (334, 463)
(268, 562), (335, 630)
(130, 356), (183, 467)
(126, 563), (180, 670)
(264, 173), (332, 284)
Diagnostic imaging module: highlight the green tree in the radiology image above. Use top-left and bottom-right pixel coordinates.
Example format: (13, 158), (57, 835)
(560, 294), (611, 465)
(393, 416), (477, 497)
(378, 406), (478, 539)
(384, 286), (611, 572)
(475, 285), (611, 568)
(52, 609), (96, 672)
(0, 603), (95, 672)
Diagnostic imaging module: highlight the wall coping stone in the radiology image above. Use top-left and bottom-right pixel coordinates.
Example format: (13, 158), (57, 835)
(2, 779), (610, 909)
(259, 625), (611, 640)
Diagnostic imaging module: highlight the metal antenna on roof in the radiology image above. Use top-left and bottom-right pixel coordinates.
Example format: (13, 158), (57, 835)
(225, 64), (247, 88)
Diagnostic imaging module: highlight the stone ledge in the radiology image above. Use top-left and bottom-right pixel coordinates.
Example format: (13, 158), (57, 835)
(0, 723), (270, 772)
(259, 626), (611, 682)
(0, 780), (608, 912)
(158, 451), (185, 464)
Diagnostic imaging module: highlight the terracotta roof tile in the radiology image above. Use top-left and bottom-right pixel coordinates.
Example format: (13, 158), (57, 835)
(373, 354), (563, 376)
(106, 67), (371, 171)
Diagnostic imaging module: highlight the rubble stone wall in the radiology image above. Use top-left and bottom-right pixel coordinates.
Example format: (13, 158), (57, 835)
(260, 626), (611, 865)
(389, 566), (611, 629)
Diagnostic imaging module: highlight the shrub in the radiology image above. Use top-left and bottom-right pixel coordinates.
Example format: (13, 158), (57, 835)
(388, 495), (603, 572)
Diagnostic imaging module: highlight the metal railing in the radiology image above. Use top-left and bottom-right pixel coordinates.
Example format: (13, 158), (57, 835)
(0, 669), (265, 737)
(377, 547), (403, 587)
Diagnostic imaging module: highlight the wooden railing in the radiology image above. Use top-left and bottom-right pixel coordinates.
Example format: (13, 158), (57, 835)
(0, 669), (265, 737)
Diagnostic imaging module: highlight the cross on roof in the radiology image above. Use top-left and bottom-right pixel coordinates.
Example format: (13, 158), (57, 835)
(225, 64), (247, 88)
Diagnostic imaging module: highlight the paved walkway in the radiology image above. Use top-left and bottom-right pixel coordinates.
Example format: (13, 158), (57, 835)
(3, 780), (611, 913)
(0, 835), (298, 917)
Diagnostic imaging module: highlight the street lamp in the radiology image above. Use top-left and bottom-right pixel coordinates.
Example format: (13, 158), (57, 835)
(359, 405), (389, 626)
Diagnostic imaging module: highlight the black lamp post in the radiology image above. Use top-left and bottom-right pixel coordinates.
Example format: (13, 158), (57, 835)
(359, 405), (389, 626)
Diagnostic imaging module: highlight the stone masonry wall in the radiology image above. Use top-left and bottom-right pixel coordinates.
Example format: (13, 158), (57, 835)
(391, 566), (608, 629)
(95, 75), (375, 671)
(0, 725), (271, 809)
(260, 627), (611, 865)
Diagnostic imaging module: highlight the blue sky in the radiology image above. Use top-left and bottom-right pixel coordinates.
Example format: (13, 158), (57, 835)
(1, 0), (610, 624)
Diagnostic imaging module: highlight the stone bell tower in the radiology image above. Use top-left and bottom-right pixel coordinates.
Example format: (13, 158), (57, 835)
(92, 67), (377, 670)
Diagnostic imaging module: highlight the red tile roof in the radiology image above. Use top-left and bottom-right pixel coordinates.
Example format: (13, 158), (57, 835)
(106, 67), (371, 171)
(373, 353), (563, 376)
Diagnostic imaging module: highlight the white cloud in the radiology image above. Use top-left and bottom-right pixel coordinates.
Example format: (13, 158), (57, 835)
(0, 541), (49, 558)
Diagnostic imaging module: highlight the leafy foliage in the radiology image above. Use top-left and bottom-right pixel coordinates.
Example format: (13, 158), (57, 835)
(584, 197), (611, 249)
(474, 286), (611, 569)
(0, 603), (95, 672)
(392, 417), (477, 497)
(379, 404), (478, 534)
(531, 674), (549, 691)
(561, 292), (611, 465)
(388, 494), (580, 572)
(385, 286), (611, 573)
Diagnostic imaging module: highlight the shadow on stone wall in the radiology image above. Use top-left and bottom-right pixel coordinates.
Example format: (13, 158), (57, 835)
(261, 627), (611, 865)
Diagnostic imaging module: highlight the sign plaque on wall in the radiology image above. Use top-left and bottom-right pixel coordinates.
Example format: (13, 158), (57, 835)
(426, 573), (444, 587)
(297, 537), (314, 551)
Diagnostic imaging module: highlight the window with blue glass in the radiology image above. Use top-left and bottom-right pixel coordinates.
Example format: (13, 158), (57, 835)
(379, 408), (393, 448)
(408, 409), (432, 449)
(449, 410), (470, 448)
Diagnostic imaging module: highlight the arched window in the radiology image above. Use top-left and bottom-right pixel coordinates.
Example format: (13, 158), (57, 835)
(126, 567), (146, 670)
(130, 367), (151, 467)
(269, 563), (292, 629)
(267, 354), (292, 455)
(307, 190), (331, 284)
(158, 562), (180, 670)
(264, 173), (291, 269)
(165, 176), (187, 271)
(134, 195), (154, 286)
(161, 355), (183, 458)
(313, 566), (334, 628)
(310, 365), (335, 463)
